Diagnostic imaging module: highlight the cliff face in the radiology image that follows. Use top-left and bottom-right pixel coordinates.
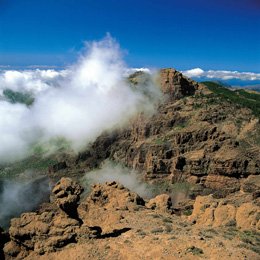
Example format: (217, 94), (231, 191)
(48, 68), (260, 195)
(3, 68), (259, 196)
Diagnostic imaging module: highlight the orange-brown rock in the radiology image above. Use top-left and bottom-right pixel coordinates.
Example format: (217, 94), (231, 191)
(190, 190), (260, 230)
(3, 179), (260, 260)
(78, 181), (145, 233)
(146, 194), (173, 213)
(0, 226), (9, 260)
(50, 177), (84, 218)
(45, 69), (260, 198)
(4, 179), (101, 259)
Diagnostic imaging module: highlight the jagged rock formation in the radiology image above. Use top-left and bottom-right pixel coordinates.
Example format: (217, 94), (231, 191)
(2, 69), (260, 259)
(78, 181), (146, 233)
(3, 179), (260, 259)
(50, 177), (83, 218)
(45, 69), (260, 197)
(2, 68), (260, 201)
(3, 178), (101, 259)
(190, 175), (260, 230)
(146, 194), (173, 213)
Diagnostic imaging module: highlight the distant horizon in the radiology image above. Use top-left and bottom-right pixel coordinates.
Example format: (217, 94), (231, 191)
(0, 0), (259, 73)
(0, 66), (259, 87)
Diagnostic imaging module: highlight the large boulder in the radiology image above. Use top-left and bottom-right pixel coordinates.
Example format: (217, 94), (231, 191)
(50, 177), (84, 218)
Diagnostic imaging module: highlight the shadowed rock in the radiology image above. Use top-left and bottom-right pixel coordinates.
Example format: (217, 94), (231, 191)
(50, 177), (84, 219)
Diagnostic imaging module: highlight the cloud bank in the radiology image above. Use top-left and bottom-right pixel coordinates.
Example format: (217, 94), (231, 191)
(0, 35), (161, 163)
(182, 68), (260, 81)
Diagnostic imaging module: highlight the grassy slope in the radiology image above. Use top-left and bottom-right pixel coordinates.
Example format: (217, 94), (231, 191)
(202, 81), (260, 117)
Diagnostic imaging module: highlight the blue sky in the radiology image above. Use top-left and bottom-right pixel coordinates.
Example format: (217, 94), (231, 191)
(0, 0), (259, 76)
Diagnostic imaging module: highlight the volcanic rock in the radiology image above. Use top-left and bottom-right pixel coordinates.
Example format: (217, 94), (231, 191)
(78, 181), (146, 233)
(4, 178), (101, 259)
(50, 177), (84, 218)
(146, 194), (173, 213)
(190, 190), (260, 230)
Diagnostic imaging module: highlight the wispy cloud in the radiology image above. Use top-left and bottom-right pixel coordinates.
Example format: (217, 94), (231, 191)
(0, 65), (11, 68)
(27, 65), (59, 69)
(182, 68), (260, 81)
(0, 35), (161, 163)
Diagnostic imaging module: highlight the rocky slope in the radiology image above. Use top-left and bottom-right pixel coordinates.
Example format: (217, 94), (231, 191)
(2, 177), (260, 260)
(1, 68), (260, 259)
(2, 68), (260, 194)
(45, 69), (260, 196)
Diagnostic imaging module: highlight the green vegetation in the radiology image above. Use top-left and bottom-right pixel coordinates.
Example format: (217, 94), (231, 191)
(235, 230), (260, 254)
(152, 135), (168, 145)
(3, 89), (35, 106)
(151, 227), (164, 234)
(183, 209), (192, 216)
(192, 103), (203, 109)
(202, 81), (260, 117)
(0, 156), (57, 180)
(175, 123), (188, 130)
(186, 246), (204, 256)
(151, 181), (196, 197)
(30, 137), (72, 155)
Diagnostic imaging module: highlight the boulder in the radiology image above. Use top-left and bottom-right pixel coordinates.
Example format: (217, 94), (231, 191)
(50, 177), (84, 218)
(146, 194), (172, 213)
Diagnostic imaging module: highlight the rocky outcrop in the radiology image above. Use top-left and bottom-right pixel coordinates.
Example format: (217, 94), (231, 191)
(2, 178), (260, 260)
(50, 177), (84, 219)
(159, 68), (199, 101)
(4, 178), (101, 259)
(146, 194), (173, 213)
(78, 181), (146, 233)
(42, 68), (260, 196)
(11, 68), (259, 198)
(190, 187), (260, 230)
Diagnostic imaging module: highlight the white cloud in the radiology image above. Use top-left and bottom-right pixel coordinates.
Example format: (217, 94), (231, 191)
(125, 67), (151, 75)
(0, 35), (161, 163)
(182, 68), (260, 81)
(0, 69), (68, 94)
(181, 68), (204, 78)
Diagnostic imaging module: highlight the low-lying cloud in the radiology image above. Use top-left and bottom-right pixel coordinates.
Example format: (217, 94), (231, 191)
(83, 160), (156, 199)
(0, 34), (161, 163)
(182, 68), (260, 81)
(0, 175), (50, 230)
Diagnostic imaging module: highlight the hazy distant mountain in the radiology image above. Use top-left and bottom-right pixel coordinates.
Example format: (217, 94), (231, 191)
(232, 84), (260, 92)
(210, 80), (232, 88)
(207, 80), (260, 93)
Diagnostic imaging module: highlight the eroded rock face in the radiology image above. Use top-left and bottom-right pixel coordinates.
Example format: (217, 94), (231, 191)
(78, 181), (146, 233)
(50, 177), (84, 218)
(43, 69), (260, 198)
(190, 191), (260, 230)
(4, 178), (101, 259)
